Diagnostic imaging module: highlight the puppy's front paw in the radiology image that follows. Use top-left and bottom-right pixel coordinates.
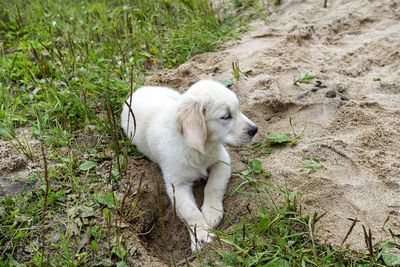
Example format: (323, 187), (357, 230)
(190, 225), (214, 252)
(201, 203), (223, 229)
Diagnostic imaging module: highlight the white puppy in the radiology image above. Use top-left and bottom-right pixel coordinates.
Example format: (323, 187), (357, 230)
(121, 79), (257, 251)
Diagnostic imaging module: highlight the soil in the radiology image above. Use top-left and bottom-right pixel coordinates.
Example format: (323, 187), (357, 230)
(1, 0), (400, 265)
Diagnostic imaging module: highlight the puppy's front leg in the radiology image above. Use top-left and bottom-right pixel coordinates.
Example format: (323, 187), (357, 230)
(201, 148), (231, 228)
(165, 182), (213, 251)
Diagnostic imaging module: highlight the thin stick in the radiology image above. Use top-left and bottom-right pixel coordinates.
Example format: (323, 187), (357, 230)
(324, 0), (328, 8)
(341, 218), (359, 246)
(125, 66), (137, 142)
(362, 225), (374, 260)
(40, 143), (49, 266)
(172, 184), (178, 224)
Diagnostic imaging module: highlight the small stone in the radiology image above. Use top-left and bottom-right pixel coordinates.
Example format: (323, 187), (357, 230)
(325, 90), (337, 98)
(315, 80), (327, 88)
(336, 84), (346, 93)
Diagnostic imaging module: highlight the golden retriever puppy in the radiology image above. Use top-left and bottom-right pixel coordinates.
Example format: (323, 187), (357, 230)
(121, 79), (258, 251)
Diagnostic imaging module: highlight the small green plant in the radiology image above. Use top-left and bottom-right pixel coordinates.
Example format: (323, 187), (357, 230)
(288, 116), (306, 147)
(232, 59), (252, 78)
(219, 79), (234, 88)
(299, 158), (325, 173)
(293, 70), (315, 84)
(265, 133), (291, 144)
(230, 159), (271, 197)
(242, 159), (270, 177)
(252, 118), (306, 156)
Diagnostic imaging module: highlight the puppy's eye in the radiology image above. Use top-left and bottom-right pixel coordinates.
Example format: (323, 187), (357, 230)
(220, 113), (231, 120)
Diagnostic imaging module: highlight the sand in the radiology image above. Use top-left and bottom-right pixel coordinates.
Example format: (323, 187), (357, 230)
(143, 0), (400, 262)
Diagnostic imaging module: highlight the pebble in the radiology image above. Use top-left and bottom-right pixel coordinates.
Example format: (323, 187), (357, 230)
(325, 90), (337, 98)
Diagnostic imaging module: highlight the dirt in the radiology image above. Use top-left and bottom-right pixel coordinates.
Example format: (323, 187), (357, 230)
(1, 0), (400, 265)
(0, 128), (43, 195)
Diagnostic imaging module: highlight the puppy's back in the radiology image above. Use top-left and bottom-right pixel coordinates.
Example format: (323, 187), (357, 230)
(121, 86), (180, 144)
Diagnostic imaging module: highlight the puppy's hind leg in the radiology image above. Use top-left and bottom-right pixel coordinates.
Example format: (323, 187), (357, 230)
(165, 181), (214, 252)
(201, 148), (231, 228)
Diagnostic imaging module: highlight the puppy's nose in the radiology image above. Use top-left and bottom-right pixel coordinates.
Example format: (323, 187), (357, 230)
(248, 125), (258, 137)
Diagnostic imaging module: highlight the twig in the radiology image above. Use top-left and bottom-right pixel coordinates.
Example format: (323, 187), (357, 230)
(137, 223), (156, 236)
(120, 183), (132, 225)
(10, 54), (17, 74)
(242, 223), (246, 241)
(105, 99), (124, 179)
(40, 143), (49, 266)
(172, 184), (178, 225)
(125, 65), (137, 140)
(246, 203), (259, 235)
(324, 0), (328, 8)
(362, 225), (374, 261)
(341, 218), (359, 246)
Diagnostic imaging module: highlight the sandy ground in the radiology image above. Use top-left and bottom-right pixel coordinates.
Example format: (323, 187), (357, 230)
(139, 0), (400, 263)
(1, 0), (399, 265)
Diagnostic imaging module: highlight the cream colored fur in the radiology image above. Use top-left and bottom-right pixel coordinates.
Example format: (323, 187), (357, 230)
(121, 79), (257, 251)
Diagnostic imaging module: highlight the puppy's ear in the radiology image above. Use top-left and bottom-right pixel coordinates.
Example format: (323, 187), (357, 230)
(177, 98), (207, 154)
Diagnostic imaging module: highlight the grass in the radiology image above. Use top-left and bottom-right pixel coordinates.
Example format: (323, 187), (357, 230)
(0, 0), (246, 140)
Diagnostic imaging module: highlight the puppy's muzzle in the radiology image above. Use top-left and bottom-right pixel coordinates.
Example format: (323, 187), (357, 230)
(248, 125), (258, 137)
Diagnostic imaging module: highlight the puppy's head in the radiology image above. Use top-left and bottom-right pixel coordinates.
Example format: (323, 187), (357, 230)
(177, 80), (258, 153)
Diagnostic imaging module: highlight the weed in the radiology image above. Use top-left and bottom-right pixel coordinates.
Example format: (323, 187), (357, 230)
(299, 158), (325, 173)
(0, 128), (36, 161)
(232, 59), (252, 78)
(219, 79), (234, 88)
(289, 116), (306, 147)
(266, 133), (291, 144)
(251, 118), (306, 156)
(293, 70), (315, 84)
